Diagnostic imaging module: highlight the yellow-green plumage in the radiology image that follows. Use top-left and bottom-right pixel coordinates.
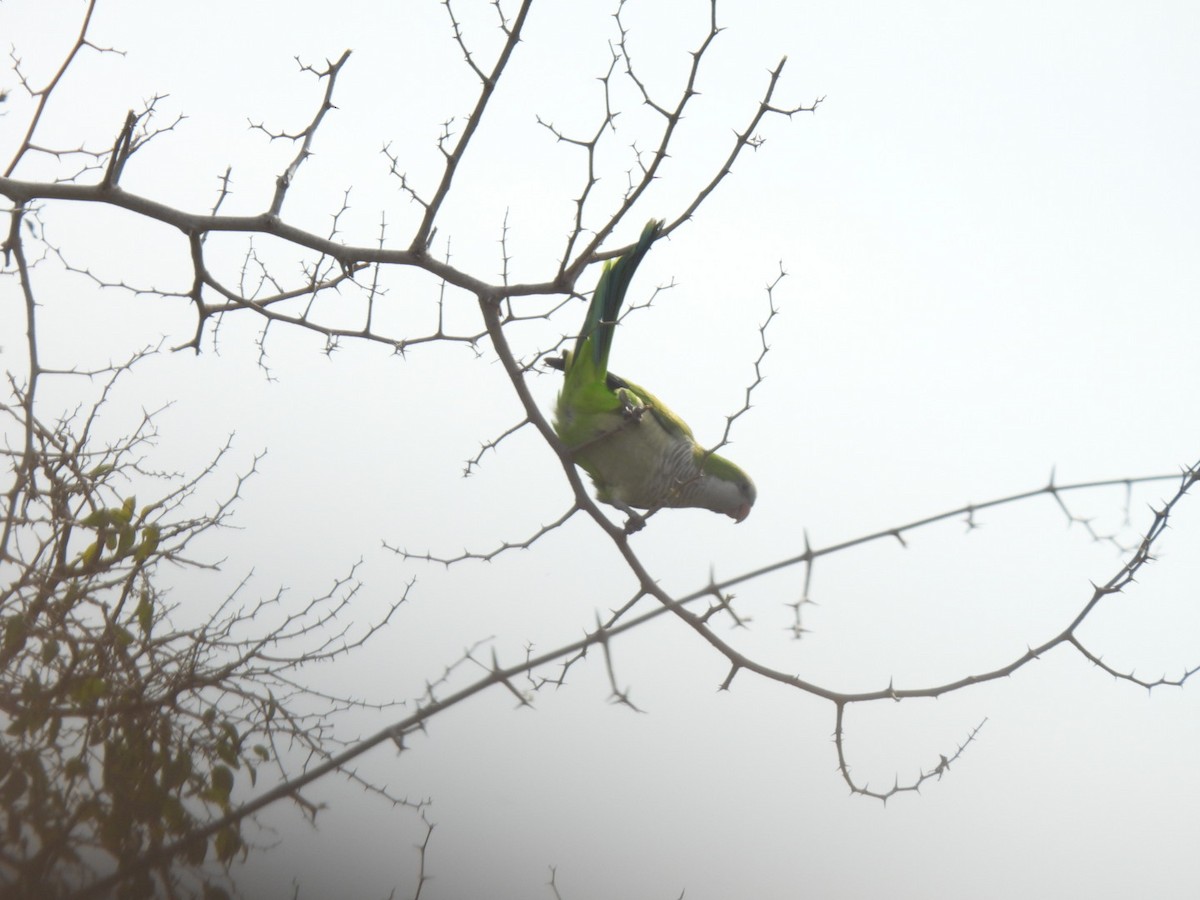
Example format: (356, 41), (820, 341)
(551, 220), (756, 529)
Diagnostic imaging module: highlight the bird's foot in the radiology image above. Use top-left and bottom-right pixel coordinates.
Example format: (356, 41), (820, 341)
(617, 389), (647, 423)
(622, 512), (647, 534)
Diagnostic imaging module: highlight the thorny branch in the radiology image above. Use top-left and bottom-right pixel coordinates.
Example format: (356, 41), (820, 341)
(1, 0), (1197, 894)
(253, 51), (352, 219)
(3, 0), (114, 179)
(552, 0), (822, 281)
(408, 0), (536, 253)
(79, 444), (1200, 894)
(0, 355), (411, 896)
(482, 278), (1200, 799)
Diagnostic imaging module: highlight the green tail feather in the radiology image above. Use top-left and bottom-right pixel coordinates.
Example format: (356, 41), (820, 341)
(575, 219), (663, 375)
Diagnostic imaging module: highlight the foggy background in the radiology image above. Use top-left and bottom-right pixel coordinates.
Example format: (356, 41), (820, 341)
(3, 1), (1199, 897)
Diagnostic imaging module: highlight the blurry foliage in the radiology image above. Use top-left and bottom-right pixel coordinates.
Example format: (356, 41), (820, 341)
(0, 379), (266, 896)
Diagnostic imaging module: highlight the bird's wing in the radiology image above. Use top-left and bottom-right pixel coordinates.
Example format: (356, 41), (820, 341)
(605, 371), (696, 443)
(548, 354), (697, 444)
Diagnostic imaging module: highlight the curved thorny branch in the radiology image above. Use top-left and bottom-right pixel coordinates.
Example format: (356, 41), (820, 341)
(486, 265), (1200, 793)
(1, 0), (1197, 895)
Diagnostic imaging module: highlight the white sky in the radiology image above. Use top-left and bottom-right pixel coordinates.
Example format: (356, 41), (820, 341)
(3, 1), (1200, 898)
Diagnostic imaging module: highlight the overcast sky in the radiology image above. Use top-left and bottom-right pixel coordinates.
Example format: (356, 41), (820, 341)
(4, 1), (1200, 898)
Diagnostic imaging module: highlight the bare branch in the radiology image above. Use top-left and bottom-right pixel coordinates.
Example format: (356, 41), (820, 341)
(251, 51), (352, 218)
(409, 0), (535, 252)
(4, 0), (115, 178)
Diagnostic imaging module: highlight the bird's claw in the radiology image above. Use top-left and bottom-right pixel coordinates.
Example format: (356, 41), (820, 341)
(617, 389), (647, 423)
(623, 513), (646, 534)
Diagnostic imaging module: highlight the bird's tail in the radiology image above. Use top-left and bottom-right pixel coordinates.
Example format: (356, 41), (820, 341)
(576, 219), (663, 374)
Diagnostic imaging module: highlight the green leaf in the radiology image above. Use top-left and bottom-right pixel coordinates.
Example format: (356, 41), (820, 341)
(133, 524), (160, 563)
(116, 524), (136, 557)
(71, 677), (108, 705)
(136, 591), (153, 635)
(1, 615), (28, 664)
(210, 764), (233, 801)
(161, 795), (188, 833)
(216, 741), (239, 768)
(115, 496), (136, 524)
(214, 825), (242, 864)
(252, 744), (269, 762)
(80, 509), (111, 529)
(163, 752), (192, 790)
(79, 541), (101, 567)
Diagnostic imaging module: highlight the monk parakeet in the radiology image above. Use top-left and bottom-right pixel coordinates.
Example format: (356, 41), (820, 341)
(549, 219), (756, 532)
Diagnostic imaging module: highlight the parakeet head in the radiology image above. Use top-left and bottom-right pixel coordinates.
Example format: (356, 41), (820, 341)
(699, 454), (756, 523)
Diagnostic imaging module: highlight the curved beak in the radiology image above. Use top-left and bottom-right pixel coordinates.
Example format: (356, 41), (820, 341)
(731, 502), (752, 523)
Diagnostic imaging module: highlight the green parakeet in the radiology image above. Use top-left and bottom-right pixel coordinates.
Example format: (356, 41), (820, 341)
(549, 220), (756, 531)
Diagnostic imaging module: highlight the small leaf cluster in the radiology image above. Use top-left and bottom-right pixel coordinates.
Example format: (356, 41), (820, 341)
(0, 423), (267, 898)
